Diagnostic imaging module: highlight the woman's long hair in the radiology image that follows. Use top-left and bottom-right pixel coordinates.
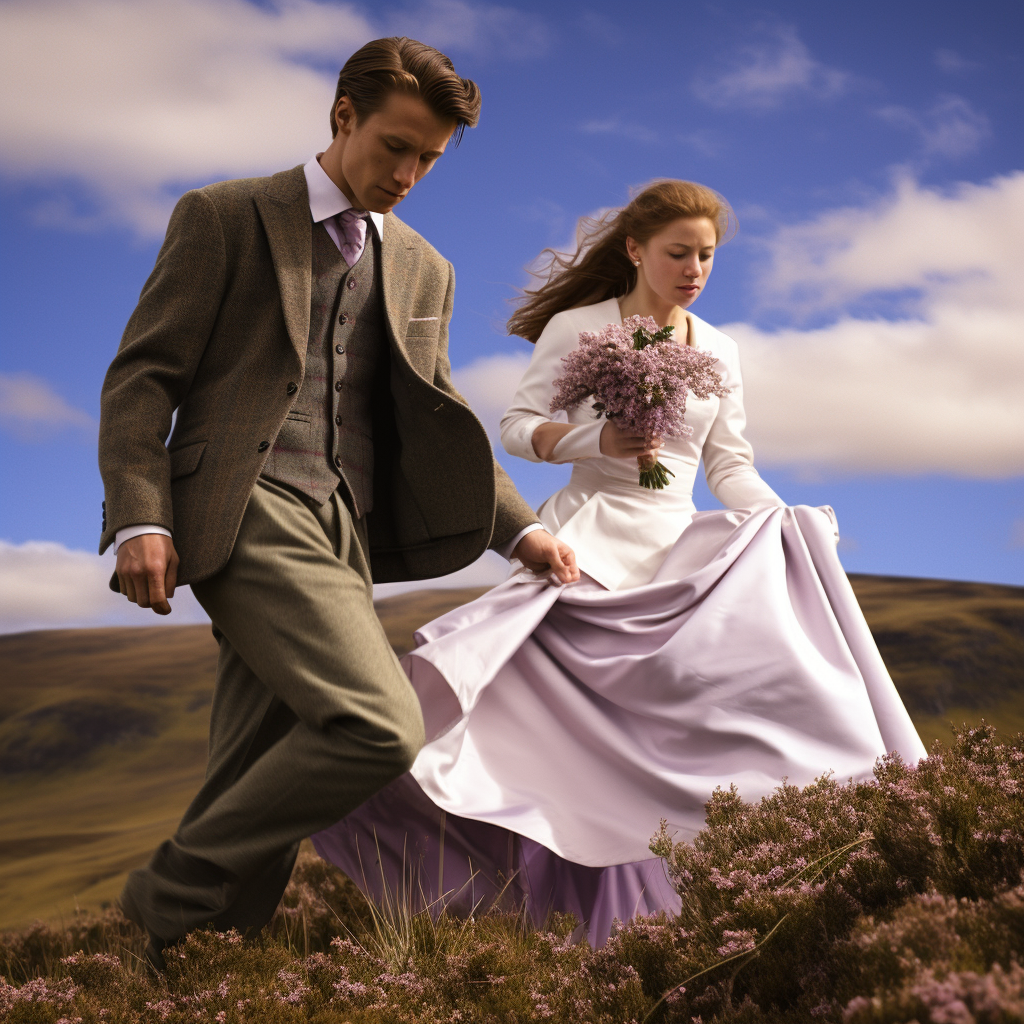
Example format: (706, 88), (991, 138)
(507, 179), (735, 343)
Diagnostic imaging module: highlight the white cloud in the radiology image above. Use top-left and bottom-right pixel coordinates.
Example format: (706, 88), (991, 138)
(934, 48), (976, 74)
(726, 173), (1024, 477)
(0, 0), (545, 235)
(452, 350), (532, 438)
(879, 95), (991, 158)
(0, 372), (95, 440)
(694, 26), (848, 109)
(0, 540), (210, 634)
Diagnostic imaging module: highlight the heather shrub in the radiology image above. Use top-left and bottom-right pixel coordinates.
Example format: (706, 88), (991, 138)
(647, 723), (1024, 1021)
(0, 725), (1020, 1023)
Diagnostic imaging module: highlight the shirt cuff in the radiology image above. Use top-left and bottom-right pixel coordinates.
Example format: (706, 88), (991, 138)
(494, 522), (544, 561)
(550, 419), (605, 463)
(114, 524), (172, 552)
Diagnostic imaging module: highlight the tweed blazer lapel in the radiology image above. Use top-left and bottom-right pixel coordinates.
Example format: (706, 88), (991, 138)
(253, 166), (312, 363)
(379, 215), (430, 375)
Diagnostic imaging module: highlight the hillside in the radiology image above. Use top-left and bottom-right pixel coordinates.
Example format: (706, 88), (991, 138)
(1, 575), (1021, 931)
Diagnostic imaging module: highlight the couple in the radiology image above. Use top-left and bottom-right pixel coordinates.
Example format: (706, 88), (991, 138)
(100, 37), (925, 963)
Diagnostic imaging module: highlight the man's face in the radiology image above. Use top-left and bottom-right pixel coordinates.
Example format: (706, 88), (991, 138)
(333, 91), (456, 214)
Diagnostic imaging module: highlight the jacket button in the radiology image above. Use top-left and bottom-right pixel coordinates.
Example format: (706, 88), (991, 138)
(286, 382), (297, 394)
(257, 441), (269, 452)
(338, 313), (348, 325)
(336, 344), (345, 354)
(335, 381), (343, 391)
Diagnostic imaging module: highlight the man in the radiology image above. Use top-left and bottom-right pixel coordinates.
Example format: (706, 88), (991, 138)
(99, 36), (577, 968)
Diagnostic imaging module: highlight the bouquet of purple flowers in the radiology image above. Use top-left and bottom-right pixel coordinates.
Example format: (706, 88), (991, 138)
(550, 315), (730, 489)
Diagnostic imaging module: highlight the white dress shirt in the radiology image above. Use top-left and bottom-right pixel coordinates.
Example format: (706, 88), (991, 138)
(116, 156), (538, 561)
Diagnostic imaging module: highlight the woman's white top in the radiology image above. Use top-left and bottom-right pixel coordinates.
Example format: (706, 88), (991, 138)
(500, 297), (784, 590)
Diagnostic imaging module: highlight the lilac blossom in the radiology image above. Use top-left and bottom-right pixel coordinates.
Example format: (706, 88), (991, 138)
(550, 315), (729, 488)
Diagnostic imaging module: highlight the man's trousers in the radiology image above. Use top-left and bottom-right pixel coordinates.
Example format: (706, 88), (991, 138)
(119, 477), (425, 942)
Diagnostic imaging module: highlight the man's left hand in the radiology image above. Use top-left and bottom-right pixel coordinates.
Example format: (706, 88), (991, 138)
(512, 530), (580, 585)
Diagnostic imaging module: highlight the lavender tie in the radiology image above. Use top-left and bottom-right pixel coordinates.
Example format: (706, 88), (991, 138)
(337, 207), (368, 267)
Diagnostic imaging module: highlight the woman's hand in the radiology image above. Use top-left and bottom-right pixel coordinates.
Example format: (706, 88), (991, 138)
(600, 420), (662, 459)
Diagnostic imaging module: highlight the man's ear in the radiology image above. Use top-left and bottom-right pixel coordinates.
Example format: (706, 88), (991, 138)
(334, 95), (356, 136)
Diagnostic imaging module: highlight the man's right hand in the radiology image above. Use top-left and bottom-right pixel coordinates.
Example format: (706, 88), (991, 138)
(115, 534), (180, 615)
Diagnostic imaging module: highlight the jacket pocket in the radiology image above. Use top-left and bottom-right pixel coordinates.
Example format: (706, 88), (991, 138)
(169, 440), (207, 479)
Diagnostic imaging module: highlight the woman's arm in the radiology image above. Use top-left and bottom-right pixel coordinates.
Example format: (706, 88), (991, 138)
(501, 311), (617, 464)
(702, 335), (785, 509)
(500, 311), (581, 462)
(501, 311), (661, 464)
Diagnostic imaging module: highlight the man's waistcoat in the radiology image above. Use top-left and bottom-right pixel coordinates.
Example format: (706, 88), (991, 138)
(261, 220), (381, 516)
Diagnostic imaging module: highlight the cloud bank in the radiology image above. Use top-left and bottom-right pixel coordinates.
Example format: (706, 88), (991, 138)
(0, 540), (210, 634)
(0, 0), (546, 235)
(0, 538), (506, 632)
(451, 173), (1024, 480)
(734, 172), (1024, 476)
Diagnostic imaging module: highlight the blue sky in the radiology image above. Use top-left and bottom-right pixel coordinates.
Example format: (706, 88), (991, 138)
(1, 0), (1022, 630)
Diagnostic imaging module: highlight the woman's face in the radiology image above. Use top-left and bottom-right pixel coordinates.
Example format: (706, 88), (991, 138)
(627, 217), (718, 309)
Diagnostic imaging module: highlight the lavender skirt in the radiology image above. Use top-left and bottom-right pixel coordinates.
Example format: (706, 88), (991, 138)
(313, 505), (926, 945)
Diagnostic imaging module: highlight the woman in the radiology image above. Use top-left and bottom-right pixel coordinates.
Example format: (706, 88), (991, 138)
(313, 180), (926, 944)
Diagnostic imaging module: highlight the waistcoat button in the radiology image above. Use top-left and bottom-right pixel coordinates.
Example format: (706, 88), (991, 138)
(335, 381), (343, 392)
(347, 277), (357, 290)
(334, 455), (342, 467)
(286, 382), (297, 394)
(336, 344), (345, 354)
(338, 313), (348, 325)
(335, 415), (342, 425)
(257, 440), (269, 452)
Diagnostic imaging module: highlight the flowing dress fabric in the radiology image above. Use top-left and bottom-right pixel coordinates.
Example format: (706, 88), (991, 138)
(312, 301), (927, 945)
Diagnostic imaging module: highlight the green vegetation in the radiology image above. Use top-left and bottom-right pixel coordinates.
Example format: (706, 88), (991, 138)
(2, 724), (1023, 1022)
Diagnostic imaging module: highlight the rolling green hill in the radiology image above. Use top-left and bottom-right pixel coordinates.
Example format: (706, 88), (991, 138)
(1, 575), (1021, 931)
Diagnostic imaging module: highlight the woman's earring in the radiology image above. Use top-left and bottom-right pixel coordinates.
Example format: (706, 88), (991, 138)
(633, 260), (641, 267)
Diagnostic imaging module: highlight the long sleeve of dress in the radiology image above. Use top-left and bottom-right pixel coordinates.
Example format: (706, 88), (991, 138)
(500, 309), (605, 464)
(702, 334), (784, 509)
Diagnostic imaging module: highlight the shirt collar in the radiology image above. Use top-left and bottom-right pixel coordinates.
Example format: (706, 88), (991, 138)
(304, 154), (385, 238)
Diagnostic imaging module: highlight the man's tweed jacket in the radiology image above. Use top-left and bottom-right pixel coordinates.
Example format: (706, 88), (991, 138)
(98, 165), (539, 586)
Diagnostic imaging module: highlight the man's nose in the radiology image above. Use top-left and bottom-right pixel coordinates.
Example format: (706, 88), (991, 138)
(394, 157), (417, 189)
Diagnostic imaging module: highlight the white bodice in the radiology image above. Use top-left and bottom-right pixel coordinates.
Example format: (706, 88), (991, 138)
(500, 298), (784, 589)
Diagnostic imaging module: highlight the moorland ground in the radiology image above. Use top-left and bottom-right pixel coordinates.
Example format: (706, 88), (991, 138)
(1, 574), (1022, 932)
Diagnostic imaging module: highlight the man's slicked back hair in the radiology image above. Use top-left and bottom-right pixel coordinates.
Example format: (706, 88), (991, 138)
(330, 37), (481, 143)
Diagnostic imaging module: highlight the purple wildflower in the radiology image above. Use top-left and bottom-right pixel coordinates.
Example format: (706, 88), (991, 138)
(550, 315), (729, 489)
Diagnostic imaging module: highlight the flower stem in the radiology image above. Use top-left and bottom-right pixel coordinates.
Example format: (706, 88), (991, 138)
(637, 453), (675, 490)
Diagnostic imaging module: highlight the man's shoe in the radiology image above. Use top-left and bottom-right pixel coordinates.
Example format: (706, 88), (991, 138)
(119, 888), (169, 977)
(143, 937), (168, 976)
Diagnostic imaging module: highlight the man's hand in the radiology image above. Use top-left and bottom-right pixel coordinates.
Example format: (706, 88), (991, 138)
(115, 534), (180, 615)
(512, 530), (580, 585)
